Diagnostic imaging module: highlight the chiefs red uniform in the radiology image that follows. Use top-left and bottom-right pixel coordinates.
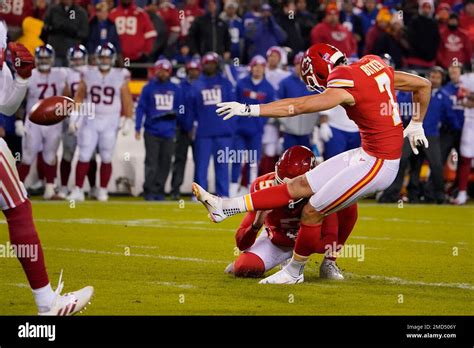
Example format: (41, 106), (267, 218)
(236, 172), (340, 249)
(109, 2), (157, 61)
(327, 55), (404, 160)
(0, 0), (34, 27)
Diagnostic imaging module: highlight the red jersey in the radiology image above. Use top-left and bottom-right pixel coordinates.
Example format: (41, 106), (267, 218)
(157, 3), (180, 35)
(109, 3), (157, 61)
(0, 0), (34, 27)
(326, 55), (403, 160)
(235, 173), (338, 249)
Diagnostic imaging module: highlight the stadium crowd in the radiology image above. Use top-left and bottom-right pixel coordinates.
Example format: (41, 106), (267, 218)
(0, 0), (473, 204)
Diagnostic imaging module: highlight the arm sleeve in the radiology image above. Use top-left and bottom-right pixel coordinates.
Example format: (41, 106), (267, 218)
(0, 74), (28, 116)
(235, 211), (259, 251)
(135, 85), (148, 132)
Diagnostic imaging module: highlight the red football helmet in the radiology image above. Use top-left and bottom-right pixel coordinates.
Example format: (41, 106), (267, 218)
(275, 145), (317, 184)
(300, 43), (347, 93)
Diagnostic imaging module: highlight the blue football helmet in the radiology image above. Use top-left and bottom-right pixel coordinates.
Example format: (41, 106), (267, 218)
(34, 44), (55, 72)
(95, 43), (116, 71)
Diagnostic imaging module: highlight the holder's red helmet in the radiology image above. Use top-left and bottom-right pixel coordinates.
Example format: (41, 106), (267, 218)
(300, 43), (347, 93)
(275, 145), (317, 184)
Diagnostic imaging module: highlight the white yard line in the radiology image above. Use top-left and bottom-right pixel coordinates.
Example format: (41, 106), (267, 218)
(148, 281), (196, 289)
(43, 246), (228, 264)
(345, 272), (474, 290)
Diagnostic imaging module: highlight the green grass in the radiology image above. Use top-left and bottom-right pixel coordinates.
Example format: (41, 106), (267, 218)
(0, 198), (472, 315)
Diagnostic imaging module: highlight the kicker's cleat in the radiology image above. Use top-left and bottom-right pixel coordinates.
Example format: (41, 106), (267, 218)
(259, 267), (304, 284)
(38, 271), (94, 316)
(319, 259), (344, 280)
(192, 182), (228, 223)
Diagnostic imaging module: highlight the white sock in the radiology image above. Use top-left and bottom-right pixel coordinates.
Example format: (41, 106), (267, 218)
(32, 283), (55, 313)
(222, 196), (249, 216)
(285, 257), (307, 278)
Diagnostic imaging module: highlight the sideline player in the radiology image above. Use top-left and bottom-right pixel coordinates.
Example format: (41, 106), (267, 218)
(17, 45), (68, 199)
(193, 43), (431, 284)
(68, 43), (133, 202)
(0, 23), (93, 314)
(227, 146), (358, 280)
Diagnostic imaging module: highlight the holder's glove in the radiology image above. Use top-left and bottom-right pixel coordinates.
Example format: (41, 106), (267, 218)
(403, 120), (428, 155)
(216, 102), (260, 120)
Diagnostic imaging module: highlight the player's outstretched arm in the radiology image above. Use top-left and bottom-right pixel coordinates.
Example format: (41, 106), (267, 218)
(394, 71), (432, 154)
(394, 71), (431, 122)
(216, 88), (354, 120)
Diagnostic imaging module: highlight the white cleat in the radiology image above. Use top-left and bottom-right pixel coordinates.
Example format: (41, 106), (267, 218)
(56, 186), (69, 200)
(38, 271), (94, 316)
(97, 188), (109, 202)
(259, 267), (304, 284)
(67, 186), (85, 202)
(192, 182), (228, 223)
(224, 262), (235, 274)
(43, 183), (56, 200)
(319, 259), (344, 280)
(452, 191), (468, 205)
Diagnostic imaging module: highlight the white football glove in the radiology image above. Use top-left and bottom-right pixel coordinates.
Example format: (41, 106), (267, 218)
(319, 122), (333, 142)
(403, 120), (428, 155)
(14, 120), (25, 137)
(216, 102), (260, 120)
(120, 116), (133, 136)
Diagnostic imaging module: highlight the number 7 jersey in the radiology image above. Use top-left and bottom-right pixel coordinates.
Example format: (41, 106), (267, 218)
(326, 55), (404, 160)
(81, 66), (130, 121)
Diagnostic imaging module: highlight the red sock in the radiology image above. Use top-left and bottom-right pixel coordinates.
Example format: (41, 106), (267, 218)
(3, 200), (49, 289)
(458, 156), (472, 191)
(88, 159), (97, 187)
(36, 152), (45, 181)
(234, 252), (265, 278)
(43, 163), (56, 184)
(75, 161), (90, 188)
(249, 183), (293, 210)
(100, 162), (112, 188)
(294, 222), (323, 257)
(336, 204), (358, 247)
(60, 160), (71, 187)
(17, 163), (30, 182)
(319, 213), (339, 259)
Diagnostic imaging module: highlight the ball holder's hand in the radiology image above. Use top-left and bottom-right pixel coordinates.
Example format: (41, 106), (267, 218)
(8, 42), (34, 79)
(403, 120), (429, 155)
(216, 102), (260, 120)
(319, 122), (333, 142)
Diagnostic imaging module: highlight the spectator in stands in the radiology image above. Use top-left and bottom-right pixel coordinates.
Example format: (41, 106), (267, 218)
(365, 7), (392, 55)
(339, 0), (364, 56)
(230, 55), (274, 197)
(435, 2), (451, 31)
(186, 0), (231, 59)
(135, 59), (183, 201)
(41, 0), (89, 66)
(460, 0), (474, 47)
(0, 0), (34, 41)
(359, 0), (379, 35)
(405, 0), (440, 68)
(87, 2), (121, 56)
(372, 11), (407, 68)
(275, 0), (305, 54)
(437, 13), (472, 69)
(190, 52), (235, 197)
(180, 0), (204, 44)
(17, 16), (44, 55)
(453, 67), (474, 205)
(310, 3), (357, 57)
(278, 53), (318, 150)
(295, 0), (317, 49)
(145, 4), (168, 60)
(219, 0), (244, 61)
(170, 60), (201, 200)
(109, 0), (157, 77)
(156, 0), (180, 58)
(245, 3), (287, 59)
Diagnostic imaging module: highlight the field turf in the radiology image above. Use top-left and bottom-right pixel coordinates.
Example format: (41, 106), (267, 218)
(0, 198), (472, 315)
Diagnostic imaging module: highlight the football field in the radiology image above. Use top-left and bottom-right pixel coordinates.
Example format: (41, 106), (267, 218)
(0, 198), (472, 315)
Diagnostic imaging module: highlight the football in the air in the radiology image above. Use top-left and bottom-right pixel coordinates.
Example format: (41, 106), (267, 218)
(29, 96), (75, 126)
